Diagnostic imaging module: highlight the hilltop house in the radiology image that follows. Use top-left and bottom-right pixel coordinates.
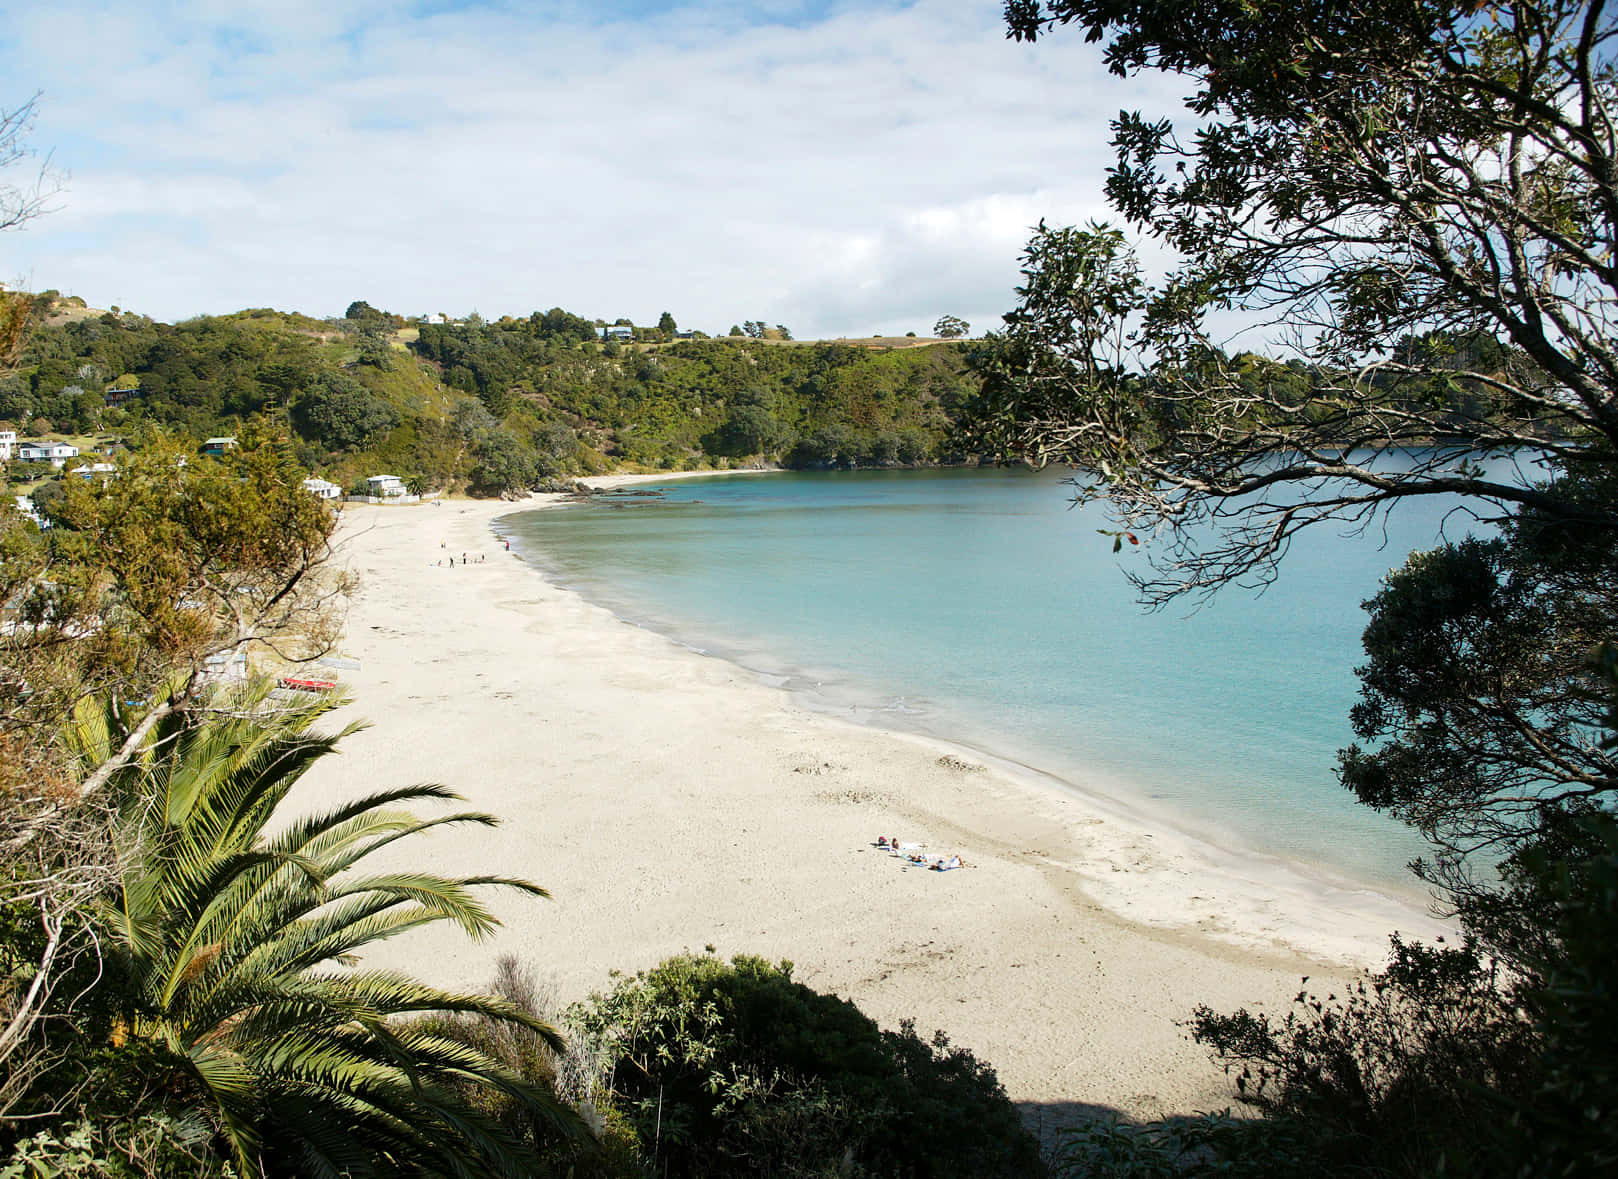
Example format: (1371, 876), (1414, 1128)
(18, 442), (80, 467)
(200, 436), (238, 457)
(601, 324), (635, 342)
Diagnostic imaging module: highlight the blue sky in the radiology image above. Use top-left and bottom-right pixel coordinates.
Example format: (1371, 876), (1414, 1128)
(0, 1), (1190, 338)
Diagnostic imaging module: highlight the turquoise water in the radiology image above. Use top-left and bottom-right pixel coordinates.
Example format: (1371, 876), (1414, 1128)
(502, 467), (1466, 891)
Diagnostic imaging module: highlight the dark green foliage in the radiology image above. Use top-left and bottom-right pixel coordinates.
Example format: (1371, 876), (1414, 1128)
(291, 372), (399, 451)
(1339, 460), (1618, 912)
(1189, 937), (1535, 1177)
(705, 400), (791, 459)
(1050, 1113), (1310, 1178)
(1181, 811), (1618, 1179)
(575, 952), (1040, 1178)
(469, 428), (538, 496)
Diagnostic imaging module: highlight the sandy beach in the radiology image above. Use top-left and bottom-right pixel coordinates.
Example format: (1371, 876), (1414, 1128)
(294, 485), (1446, 1126)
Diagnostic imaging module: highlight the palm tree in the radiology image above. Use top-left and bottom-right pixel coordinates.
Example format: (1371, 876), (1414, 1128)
(67, 682), (587, 1177)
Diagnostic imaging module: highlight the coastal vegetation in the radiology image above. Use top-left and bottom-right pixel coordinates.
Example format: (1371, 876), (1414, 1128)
(0, 433), (1040, 1175)
(572, 952), (1038, 1178)
(979, 0), (1617, 1174)
(0, 297), (980, 502)
(5, 0), (1617, 1172)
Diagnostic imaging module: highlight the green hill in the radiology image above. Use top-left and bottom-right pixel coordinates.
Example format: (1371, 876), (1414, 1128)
(1, 298), (985, 496)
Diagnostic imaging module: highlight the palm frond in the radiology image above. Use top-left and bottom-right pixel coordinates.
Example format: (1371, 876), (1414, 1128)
(85, 679), (584, 1176)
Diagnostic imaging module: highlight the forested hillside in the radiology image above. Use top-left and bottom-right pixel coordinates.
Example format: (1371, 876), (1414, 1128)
(0, 295), (980, 496)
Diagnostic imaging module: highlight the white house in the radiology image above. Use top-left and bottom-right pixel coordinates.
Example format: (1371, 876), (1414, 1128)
(301, 477), (343, 499)
(69, 462), (118, 480)
(366, 474), (407, 497)
(202, 647), (249, 683)
(18, 442), (80, 467)
(0, 430), (15, 461)
(601, 324), (635, 341)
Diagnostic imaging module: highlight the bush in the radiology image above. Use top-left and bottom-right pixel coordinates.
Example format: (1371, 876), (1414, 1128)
(1187, 937), (1538, 1177)
(573, 952), (1040, 1178)
(290, 373), (398, 451)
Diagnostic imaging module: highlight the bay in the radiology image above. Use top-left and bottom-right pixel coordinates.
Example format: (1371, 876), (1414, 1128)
(503, 466), (1467, 894)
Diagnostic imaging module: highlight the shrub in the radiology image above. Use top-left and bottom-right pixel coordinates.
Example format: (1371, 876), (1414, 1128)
(573, 952), (1040, 1178)
(1188, 937), (1538, 1177)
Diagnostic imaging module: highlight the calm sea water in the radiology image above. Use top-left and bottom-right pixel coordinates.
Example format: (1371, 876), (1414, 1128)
(503, 467), (1472, 891)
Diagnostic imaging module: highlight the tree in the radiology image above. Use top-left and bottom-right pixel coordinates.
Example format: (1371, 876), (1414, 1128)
(291, 372), (399, 451)
(1337, 463), (1618, 911)
(1, 94), (60, 237)
(706, 402), (791, 458)
(970, 0), (1618, 906)
(933, 315), (968, 339)
(575, 952), (1039, 1178)
(2, 434), (346, 1146)
(975, 5), (1618, 1166)
(469, 428), (537, 496)
(56, 683), (586, 1175)
(657, 311), (677, 337)
(1, 94), (63, 376)
(3, 431), (341, 796)
(728, 325), (744, 337)
(971, 0), (1617, 605)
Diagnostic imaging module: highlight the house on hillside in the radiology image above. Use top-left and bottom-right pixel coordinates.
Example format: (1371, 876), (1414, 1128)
(301, 477), (343, 500)
(18, 442), (80, 467)
(0, 431), (15, 461)
(104, 380), (140, 407)
(200, 436), (238, 457)
(69, 463), (117, 481)
(366, 474), (407, 497)
(601, 325), (635, 342)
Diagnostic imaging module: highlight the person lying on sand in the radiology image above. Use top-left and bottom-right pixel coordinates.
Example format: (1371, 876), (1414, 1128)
(930, 855), (965, 872)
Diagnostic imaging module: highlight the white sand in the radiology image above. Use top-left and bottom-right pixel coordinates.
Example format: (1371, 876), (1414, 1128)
(294, 487), (1447, 1126)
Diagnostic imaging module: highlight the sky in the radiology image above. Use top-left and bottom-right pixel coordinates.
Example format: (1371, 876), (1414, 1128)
(0, 0), (1193, 339)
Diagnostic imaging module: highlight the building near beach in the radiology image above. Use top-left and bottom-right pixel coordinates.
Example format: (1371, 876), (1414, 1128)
(0, 430), (15, 461)
(18, 442), (79, 467)
(302, 477), (343, 499)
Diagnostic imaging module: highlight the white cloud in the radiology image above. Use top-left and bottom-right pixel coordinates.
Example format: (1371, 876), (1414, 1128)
(1, 0), (1196, 336)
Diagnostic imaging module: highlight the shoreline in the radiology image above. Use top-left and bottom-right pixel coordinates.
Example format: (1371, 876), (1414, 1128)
(522, 471), (1444, 951)
(296, 490), (1447, 1125)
